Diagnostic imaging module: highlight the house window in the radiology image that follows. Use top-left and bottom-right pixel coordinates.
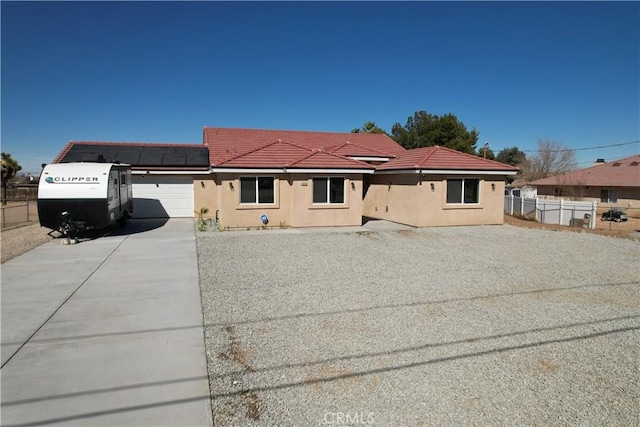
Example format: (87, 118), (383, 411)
(312, 177), (345, 204)
(240, 177), (275, 204)
(554, 188), (563, 197)
(446, 178), (479, 204)
(600, 189), (618, 203)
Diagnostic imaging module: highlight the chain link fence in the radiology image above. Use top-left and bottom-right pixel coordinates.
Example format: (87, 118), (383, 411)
(1, 188), (39, 229)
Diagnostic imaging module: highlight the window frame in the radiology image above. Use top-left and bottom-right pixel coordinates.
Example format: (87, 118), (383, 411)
(312, 176), (346, 205)
(239, 176), (276, 205)
(600, 189), (618, 204)
(445, 177), (481, 205)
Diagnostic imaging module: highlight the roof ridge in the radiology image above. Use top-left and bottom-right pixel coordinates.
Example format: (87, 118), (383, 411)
(342, 140), (397, 157)
(66, 141), (204, 147)
(278, 139), (315, 152)
(287, 149), (320, 167)
(53, 142), (74, 163)
(434, 145), (519, 169)
(203, 126), (375, 137)
(324, 141), (348, 153)
(416, 145), (439, 167)
(216, 139), (284, 165)
(298, 150), (374, 169)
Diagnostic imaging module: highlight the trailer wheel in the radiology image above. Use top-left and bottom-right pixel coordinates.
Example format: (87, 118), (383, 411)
(118, 212), (130, 227)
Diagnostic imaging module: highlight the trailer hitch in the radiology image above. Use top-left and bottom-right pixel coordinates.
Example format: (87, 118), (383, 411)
(60, 211), (80, 244)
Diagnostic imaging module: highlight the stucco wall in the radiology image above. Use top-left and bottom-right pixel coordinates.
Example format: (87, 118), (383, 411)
(195, 173), (364, 228)
(287, 173), (364, 227)
(363, 174), (507, 227)
(193, 176), (218, 219)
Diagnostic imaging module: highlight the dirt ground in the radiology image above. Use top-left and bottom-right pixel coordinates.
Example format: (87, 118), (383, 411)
(504, 213), (640, 240)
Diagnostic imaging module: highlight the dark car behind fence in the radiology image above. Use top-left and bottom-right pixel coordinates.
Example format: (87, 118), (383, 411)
(505, 195), (597, 228)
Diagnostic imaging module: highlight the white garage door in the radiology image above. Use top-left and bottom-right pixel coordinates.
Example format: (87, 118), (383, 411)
(132, 176), (194, 218)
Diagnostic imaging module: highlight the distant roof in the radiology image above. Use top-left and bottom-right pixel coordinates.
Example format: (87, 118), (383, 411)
(529, 154), (640, 188)
(203, 127), (406, 166)
(376, 145), (520, 172)
(54, 142), (210, 169)
(213, 139), (374, 170)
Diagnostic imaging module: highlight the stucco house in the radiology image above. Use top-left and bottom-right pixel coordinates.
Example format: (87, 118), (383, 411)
(529, 154), (640, 217)
(52, 127), (518, 228)
(364, 146), (518, 226)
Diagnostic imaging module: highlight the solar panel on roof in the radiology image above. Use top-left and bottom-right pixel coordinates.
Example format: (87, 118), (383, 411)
(162, 152), (187, 166)
(60, 144), (210, 167)
(139, 150), (165, 164)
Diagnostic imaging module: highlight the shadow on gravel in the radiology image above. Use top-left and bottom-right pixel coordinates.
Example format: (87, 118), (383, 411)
(204, 280), (639, 327)
(14, 281), (636, 347)
(208, 313), (640, 381)
(5, 315), (638, 425)
(208, 323), (639, 399)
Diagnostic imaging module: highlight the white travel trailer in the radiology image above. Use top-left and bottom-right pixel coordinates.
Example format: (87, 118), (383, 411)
(38, 162), (133, 236)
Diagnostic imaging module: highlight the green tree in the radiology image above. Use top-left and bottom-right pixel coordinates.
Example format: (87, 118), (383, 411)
(390, 110), (479, 153)
(478, 144), (495, 160)
(1, 152), (22, 205)
(351, 121), (387, 134)
(496, 146), (526, 166)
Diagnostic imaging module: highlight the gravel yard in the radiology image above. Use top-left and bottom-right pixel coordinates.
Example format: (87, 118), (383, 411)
(1, 222), (53, 264)
(197, 225), (639, 426)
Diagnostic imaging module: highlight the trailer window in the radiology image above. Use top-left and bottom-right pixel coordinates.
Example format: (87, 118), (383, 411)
(120, 174), (127, 185)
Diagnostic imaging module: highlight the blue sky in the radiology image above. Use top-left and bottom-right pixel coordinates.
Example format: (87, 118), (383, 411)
(2, 1), (638, 174)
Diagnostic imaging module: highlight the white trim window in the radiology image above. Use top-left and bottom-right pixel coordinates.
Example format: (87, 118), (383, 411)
(600, 189), (618, 203)
(239, 176), (275, 204)
(446, 178), (480, 204)
(312, 177), (345, 204)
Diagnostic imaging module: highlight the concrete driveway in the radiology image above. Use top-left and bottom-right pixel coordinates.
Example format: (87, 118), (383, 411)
(1, 219), (212, 427)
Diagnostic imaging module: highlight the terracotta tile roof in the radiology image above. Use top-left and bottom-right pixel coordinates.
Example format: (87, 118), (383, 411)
(529, 154), (640, 187)
(376, 145), (520, 172)
(53, 141), (209, 169)
(324, 141), (397, 158)
(290, 151), (375, 169)
(203, 127), (405, 165)
(214, 139), (374, 170)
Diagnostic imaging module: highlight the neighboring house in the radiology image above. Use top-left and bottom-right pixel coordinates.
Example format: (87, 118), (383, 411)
(52, 127), (519, 228)
(529, 154), (640, 217)
(505, 178), (537, 199)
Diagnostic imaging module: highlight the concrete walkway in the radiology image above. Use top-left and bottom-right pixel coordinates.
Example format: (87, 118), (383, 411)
(1, 219), (212, 426)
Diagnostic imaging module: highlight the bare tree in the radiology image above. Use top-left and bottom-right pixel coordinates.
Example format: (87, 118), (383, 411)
(518, 138), (577, 181)
(557, 173), (587, 201)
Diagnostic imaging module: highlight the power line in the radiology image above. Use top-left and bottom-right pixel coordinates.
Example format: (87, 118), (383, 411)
(521, 140), (639, 153)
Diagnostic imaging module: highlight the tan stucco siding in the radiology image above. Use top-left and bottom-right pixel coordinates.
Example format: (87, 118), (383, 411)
(363, 174), (506, 227)
(196, 173), (364, 228)
(193, 175), (218, 219)
(288, 174), (364, 227)
(363, 174), (429, 226)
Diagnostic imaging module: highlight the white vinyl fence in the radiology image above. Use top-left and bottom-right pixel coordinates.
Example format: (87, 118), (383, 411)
(505, 196), (597, 229)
